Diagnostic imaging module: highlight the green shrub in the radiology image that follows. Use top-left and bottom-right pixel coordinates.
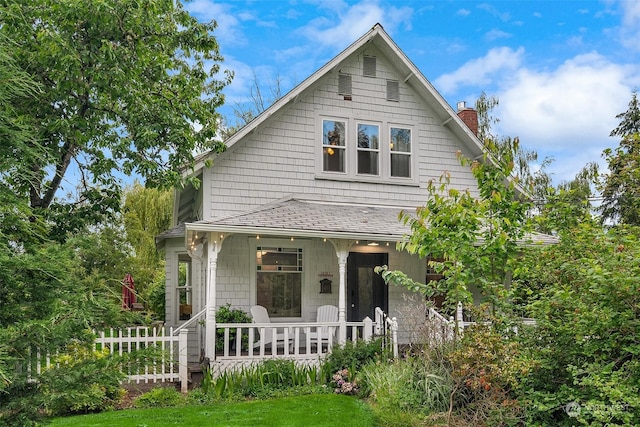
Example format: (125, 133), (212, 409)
(361, 358), (452, 415)
(134, 386), (186, 408)
(321, 338), (384, 381)
(199, 359), (325, 399)
(215, 304), (251, 351)
(38, 344), (127, 416)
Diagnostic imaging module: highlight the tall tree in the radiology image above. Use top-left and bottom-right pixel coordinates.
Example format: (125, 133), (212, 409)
(514, 224), (640, 425)
(600, 91), (640, 225)
(0, 33), (47, 249)
(533, 162), (599, 235)
(0, 0), (231, 240)
(475, 92), (542, 191)
(377, 149), (531, 312)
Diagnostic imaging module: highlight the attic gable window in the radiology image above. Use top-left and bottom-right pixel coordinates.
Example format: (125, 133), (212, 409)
(338, 73), (352, 98)
(386, 80), (399, 102)
(322, 119), (346, 172)
(363, 55), (376, 77)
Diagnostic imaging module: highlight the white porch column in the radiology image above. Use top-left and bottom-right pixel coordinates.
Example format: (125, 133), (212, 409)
(330, 240), (354, 345)
(205, 236), (224, 362)
(337, 251), (348, 344)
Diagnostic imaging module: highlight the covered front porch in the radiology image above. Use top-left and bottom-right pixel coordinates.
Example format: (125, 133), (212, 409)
(170, 198), (413, 371)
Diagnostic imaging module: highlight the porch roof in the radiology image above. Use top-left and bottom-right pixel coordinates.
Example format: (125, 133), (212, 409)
(186, 198), (412, 242)
(182, 197), (560, 246)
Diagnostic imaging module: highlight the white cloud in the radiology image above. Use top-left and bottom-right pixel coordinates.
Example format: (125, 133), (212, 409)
(477, 3), (511, 22)
(436, 43), (640, 183)
(184, 1), (246, 46)
(457, 9), (471, 17)
(434, 47), (524, 93)
(496, 53), (637, 182)
(485, 28), (512, 41)
(618, 0), (640, 51)
(299, 0), (413, 49)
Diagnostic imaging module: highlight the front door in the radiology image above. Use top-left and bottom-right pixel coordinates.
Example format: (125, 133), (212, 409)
(347, 252), (388, 322)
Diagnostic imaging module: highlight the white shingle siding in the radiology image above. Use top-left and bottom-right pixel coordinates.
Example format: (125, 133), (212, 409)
(204, 50), (476, 220)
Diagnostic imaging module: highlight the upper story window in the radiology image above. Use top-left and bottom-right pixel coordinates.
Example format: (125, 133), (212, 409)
(357, 123), (379, 175)
(322, 119), (346, 172)
(390, 127), (411, 178)
(338, 73), (352, 100)
(318, 115), (416, 184)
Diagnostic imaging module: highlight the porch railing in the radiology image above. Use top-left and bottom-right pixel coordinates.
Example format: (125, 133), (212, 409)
(211, 311), (397, 375)
(375, 307), (399, 358)
(172, 307), (206, 335)
(428, 302), (537, 341)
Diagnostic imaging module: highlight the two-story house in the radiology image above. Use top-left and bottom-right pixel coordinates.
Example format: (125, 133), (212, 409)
(157, 24), (548, 372)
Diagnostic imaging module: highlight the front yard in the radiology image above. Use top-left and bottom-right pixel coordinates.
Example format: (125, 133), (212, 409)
(48, 394), (376, 427)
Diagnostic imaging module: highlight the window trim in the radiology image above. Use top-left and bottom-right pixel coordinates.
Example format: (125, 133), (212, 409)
(250, 238), (308, 321)
(389, 125), (413, 179)
(316, 113), (418, 185)
(321, 117), (348, 174)
(356, 121), (381, 177)
(176, 254), (193, 323)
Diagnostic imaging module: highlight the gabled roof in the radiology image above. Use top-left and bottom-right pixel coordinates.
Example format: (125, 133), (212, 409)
(191, 23), (485, 173)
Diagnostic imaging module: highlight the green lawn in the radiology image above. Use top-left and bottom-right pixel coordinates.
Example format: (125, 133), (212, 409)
(47, 394), (377, 427)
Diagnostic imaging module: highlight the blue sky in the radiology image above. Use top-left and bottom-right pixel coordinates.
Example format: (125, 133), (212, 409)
(185, 0), (640, 184)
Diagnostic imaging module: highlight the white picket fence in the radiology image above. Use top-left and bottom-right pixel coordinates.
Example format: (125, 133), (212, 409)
(22, 326), (190, 393)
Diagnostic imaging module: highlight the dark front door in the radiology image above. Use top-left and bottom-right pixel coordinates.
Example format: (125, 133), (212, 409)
(347, 252), (388, 322)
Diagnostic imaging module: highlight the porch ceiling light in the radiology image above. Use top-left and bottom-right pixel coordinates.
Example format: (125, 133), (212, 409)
(367, 241), (379, 246)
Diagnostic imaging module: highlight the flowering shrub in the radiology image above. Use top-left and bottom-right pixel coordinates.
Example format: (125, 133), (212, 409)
(332, 368), (359, 395)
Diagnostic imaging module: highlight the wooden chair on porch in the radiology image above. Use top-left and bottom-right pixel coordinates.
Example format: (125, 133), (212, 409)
(307, 305), (338, 348)
(250, 305), (288, 350)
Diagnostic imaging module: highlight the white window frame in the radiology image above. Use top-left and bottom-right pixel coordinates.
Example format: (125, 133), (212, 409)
(250, 238), (308, 321)
(388, 124), (414, 180)
(316, 113), (418, 185)
(320, 117), (348, 175)
(176, 254), (193, 323)
(356, 121), (381, 177)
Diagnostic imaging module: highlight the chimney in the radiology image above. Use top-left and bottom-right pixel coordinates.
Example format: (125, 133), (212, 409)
(456, 101), (478, 137)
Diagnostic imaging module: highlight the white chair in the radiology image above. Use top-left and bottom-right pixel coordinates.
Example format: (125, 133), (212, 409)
(308, 305), (339, 347)
(250, 305), (287, 349)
